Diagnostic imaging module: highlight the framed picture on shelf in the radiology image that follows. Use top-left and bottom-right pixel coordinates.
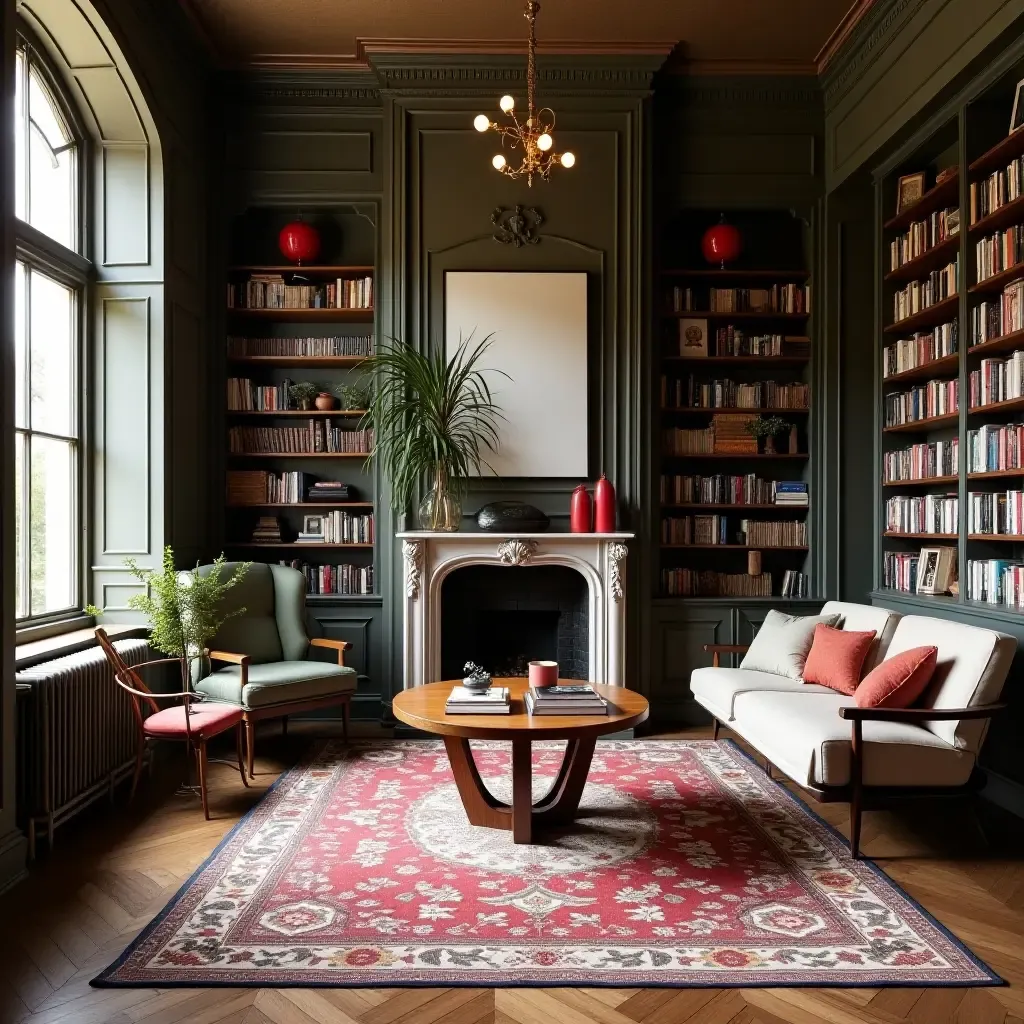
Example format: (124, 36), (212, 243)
(302, 514), (325, 537)
(1012, 79), (1024, 134)
(896, 172), (926, 213)
(916, 546), (956, 595)
(678, 318), (708, 359)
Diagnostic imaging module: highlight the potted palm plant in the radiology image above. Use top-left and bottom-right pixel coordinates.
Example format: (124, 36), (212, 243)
(366, 335), (506, 531)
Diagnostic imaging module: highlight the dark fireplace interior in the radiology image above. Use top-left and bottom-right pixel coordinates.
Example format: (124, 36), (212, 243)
(441, 565), (589, 680)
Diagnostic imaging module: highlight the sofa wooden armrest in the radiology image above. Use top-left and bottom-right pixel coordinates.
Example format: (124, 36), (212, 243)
(310, 637), (352, 666)
(702, 643), (750, 668)
(839, 703), (1007, 723)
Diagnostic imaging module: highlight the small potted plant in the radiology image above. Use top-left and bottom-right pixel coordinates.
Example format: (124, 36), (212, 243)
(335, 382), (370, 412)
(745, 414), (790, 455)
(289, 381), (318, 411)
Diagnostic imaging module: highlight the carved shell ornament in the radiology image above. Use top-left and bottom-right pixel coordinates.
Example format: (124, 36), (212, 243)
(403, 541), (423, 600)
(608, 542), (628, 602)
(497, 539), (537, 566)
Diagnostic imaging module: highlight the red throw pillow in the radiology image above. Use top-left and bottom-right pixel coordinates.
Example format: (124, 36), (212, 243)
(855, 646), (938, 708)
(802, 625), (877, 695)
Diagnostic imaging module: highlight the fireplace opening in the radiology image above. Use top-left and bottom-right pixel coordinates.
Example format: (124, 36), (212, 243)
(441, 565), (589, 681)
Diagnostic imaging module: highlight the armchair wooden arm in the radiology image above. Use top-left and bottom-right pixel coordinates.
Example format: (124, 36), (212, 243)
(839, 703), (1007, 723)
(703, 643), (750, 668)
(310, 637), (351, 666)
(207, 650), (250, 701)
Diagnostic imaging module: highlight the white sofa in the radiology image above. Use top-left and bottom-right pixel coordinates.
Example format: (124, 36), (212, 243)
(690, 601), (1016, 857)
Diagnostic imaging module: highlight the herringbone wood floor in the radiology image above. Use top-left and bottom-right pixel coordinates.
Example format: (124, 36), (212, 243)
(3, 725), (1024, 1024)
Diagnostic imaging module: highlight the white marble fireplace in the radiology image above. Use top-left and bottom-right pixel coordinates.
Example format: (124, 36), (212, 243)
(396, 531), (634, 689)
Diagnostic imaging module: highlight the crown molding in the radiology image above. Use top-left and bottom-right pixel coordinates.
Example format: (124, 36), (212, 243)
(672, 58), (817, 76)
(815, 0), (880, 73)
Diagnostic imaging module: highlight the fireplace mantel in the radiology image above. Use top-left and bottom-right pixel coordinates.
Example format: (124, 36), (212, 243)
(396, 531), (634, 689)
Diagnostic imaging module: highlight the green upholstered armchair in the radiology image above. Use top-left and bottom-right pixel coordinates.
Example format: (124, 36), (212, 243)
(191, 562), (356, 776)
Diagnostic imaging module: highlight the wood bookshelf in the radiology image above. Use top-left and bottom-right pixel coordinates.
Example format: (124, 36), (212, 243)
(656, 216), (813, 600)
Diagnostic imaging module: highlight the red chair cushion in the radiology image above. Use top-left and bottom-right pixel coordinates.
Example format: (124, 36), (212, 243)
(144, 702), (243, 739)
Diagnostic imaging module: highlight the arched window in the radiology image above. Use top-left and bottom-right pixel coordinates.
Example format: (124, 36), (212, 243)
(13, 33), (89, 623)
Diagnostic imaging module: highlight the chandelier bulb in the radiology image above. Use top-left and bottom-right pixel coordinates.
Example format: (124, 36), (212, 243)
(499, 95), (515, 113)
(492, 154), (507, 171)
(560, 151), (576, 168)
(537, 133), (553, 152)
(473, 114), (490, 133)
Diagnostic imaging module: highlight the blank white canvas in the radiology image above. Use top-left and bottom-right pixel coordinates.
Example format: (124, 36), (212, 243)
(444, 271), (588, 477)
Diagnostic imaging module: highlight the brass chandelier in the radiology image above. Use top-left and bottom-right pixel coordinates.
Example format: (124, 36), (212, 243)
(473, 1), (575, 186)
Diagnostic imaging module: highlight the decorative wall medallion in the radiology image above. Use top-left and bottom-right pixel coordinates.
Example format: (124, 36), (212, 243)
(497, 538), (537, 565)
(491, 205), (543, 247)
(608, 543), (628, 602)
(403, 541), (423, 599)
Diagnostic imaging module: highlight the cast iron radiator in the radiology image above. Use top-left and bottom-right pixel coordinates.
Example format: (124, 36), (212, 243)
(16, 639), (150, 857)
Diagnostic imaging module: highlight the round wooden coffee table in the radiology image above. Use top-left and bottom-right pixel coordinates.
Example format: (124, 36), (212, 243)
(392, 678), (649, 845)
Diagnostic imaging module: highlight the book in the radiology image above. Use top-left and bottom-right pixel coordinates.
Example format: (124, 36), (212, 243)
(525, 691), (608, 716)
(445, 686), (511, 715)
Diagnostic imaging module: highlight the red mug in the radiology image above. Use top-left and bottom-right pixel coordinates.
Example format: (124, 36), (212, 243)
(528, 660), (558, 688)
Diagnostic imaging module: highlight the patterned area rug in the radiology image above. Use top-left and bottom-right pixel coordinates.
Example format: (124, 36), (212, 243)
(93, 740), (999, 988)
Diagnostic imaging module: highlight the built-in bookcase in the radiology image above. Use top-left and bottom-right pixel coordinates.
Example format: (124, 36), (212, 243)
(656, 210), (814, 601)
(876, 63), (1024, 615)
(223, 208), (378, 600)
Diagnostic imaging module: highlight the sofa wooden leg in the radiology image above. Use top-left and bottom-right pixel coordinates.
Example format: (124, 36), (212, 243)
(712, 719), (720, 741)
(245, 718), (256, 779)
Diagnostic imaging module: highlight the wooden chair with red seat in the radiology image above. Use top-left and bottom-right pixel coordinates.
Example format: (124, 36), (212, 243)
(95, 628), (248, 819)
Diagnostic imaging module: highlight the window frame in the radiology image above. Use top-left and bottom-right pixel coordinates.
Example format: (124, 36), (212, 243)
(14, 28), (92, 634)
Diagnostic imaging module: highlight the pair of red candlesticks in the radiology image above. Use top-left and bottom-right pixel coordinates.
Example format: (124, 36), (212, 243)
(570, 475), (616, 534)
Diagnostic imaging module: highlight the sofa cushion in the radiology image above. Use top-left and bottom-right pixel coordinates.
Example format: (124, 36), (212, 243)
(740, 609), (841, 679)
(819, 601), (901, 673)
(197, 661), (357, 710)
(690, 666), (836, 722)
(856, 646), (937, 708)
(200, 563), (283, 666)
(730, 690), (974, 788)
(803, 625), (877, 695)
(884, 616), (1016, 751)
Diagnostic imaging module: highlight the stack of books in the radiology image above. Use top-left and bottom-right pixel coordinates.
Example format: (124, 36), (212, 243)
(774, 482), (809, 506)
(445, 687), (511, 714)
(712, 414), (758, 454)
(251, 516), (282, 543)
(307, 481), (355, 502)
(525, 685), (608, 716)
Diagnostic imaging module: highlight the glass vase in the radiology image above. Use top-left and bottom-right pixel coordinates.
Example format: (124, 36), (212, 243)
(418, 486), (462, 531)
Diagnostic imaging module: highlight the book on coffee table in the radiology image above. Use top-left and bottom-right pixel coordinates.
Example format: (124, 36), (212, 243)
(525, 685), (608, 716)
(445, 686), (511, 714)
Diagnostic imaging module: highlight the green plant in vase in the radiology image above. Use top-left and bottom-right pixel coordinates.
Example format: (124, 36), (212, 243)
(366, 335), (507, 531)
(288, 381), (318, 411)
(335, 382), (371, 412)
(745, 414), (790, 455)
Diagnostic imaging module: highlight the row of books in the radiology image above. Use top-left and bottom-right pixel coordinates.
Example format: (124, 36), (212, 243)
(228, 425), (373, 455)
(969, 351), (1024, 408)
(659, 474), (807, 506)
(889, 206), (959, 271)
(780, 570), (810, 598)
(883, 551), (919, 593)
(883, 379), (958, 427)
(970, 155), (1024, 225)
(708, 285), (809, 314)
(892, 258), (959, 324)
(970, 280), (1024, 347)
(228, 378), (289, 412)
(672, 323), (798, 359)
(968, 422), (1024, 472)
(883, 321), (958, 378)
(301, 511), (374, 544)
(661, 515), (729, 545)
(661, 568), (773, 598)
(660, 376), (809, 410)
(227, 274), (373, 310)
(278, 559), (374, 596)
(883, 439), (958, 483)
(227, 335), (374, 358)
(967, 490), (1024, 536)
(967, 560), (1024, 607)
(746, 520), (807, 546)
(975, 226), (1024, 284)
(885, 494), (958, 535)
(226, 471), (357, 505)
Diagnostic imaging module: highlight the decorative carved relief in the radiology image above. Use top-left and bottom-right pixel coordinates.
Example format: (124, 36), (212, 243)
(497, 539), (537, 566)
(491, 206), (543, 247)
(403, 541), (423, 599)
(608, 543), (628, 602)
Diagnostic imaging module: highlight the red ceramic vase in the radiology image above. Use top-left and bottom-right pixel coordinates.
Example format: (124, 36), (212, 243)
(569, 483), (592, 533)
(278, 220), (321, 265)
(594, 474), (616, 533)
(701, 219), (742, 268)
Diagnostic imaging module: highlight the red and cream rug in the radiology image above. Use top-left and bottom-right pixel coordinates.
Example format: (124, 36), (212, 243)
(93, 740), (999, 988)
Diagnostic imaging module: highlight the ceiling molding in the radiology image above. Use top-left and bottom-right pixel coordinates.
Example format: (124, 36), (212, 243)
(357, 37), (676, 58)
(814, 0), (880, 73)
(674, 58), (818, 76)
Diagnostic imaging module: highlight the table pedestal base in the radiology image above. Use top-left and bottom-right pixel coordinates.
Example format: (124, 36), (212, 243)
(443, 736), (597, 844)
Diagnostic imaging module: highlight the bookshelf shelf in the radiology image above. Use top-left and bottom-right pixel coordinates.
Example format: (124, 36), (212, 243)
(882, 353), (960, 384)
(226, 409), (368, 417)
(664, 452), (808, 460)
(226, 307), (374, 322)
(665, 310), (809, 322)
(661, 503), (809, 511)
(228, 356), (368, 368)
(883, 532), (958, 540)
(968, 395), (1024, 415)
(227, 452), (369, 459)
(968, 261), (1024, 295)
(228, 264), (374, 274)
(884, 295), (959, 334)
(661, 268), (809, 280)
(882, 412), (960, 433)
(227, 542), (374, 549)
(970, 132), (1024, 177)
(227, 502), (375, 509)
(969, 194), (1024, 236)
(660, 544), (809, 551)
(967, 469), (1024, 480)
(661, 406), (809, 415)
(969, 329), (1024, 358)
(967, 535), (1024, 542)
(884, 234), (961, 284)
(662, 355), (809, 366)
(883, 173), (960, 232)
(882, 475), (959, 487)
